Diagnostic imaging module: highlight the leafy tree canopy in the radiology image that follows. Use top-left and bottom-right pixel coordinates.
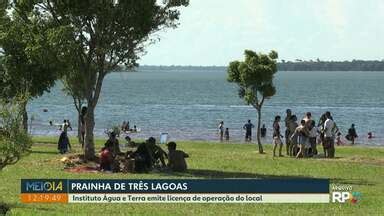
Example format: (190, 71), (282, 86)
(0, 9), (60, 101)
(228, 50), (278, 109)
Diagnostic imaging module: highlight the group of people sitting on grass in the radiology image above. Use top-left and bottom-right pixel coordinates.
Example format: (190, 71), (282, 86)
(99, 132), (189, 173)
(272, 110), (350, 158)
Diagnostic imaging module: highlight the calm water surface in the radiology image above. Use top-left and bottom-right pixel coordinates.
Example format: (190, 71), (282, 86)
(29, 68), (384, 145)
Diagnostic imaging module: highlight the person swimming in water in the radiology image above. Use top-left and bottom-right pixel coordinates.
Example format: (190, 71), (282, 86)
(336, 132), (344, 146)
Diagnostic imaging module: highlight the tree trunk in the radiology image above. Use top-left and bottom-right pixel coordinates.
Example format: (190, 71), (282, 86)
(71, 96), (84, 147)
(256, 108), (264, 153)
(77, 111), (82, 144)
(84, 105), (95, 160)
(21, 101), (28, 133)
(83, 69), (105, 160)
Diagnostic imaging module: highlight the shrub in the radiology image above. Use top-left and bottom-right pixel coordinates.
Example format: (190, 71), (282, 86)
(0, 100), (32, 170)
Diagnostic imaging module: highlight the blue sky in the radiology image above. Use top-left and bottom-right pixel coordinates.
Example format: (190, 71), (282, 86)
(139, 0), (384, 66)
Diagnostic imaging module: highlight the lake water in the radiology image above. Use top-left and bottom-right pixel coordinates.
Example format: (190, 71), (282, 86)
(28, 68), (384, 146)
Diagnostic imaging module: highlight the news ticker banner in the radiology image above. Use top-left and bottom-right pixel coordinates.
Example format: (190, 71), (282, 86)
(20, 179), (330, 203)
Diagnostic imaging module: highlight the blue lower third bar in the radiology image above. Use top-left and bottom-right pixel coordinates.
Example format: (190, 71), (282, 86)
(65, 179), (329, 194)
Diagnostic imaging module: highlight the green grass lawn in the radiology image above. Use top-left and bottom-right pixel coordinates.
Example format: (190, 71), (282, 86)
(1, 137), (383, 215)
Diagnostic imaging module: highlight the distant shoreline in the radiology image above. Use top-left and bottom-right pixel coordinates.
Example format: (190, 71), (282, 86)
(115, 61), (384, 72)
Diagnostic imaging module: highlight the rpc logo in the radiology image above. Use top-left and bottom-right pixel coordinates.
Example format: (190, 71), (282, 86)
(332, 192), (361, 204)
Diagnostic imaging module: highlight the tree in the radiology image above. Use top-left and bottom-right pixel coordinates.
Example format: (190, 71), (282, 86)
(0, 7), (60, 132)
(62, 69), (87, 145)
(15, 0), (189, 160)
(227, 50), (278, 153)
(0, 97), (32, 170)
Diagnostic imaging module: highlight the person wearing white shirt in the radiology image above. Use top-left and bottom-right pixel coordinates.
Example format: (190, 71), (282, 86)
(218, 121), (224, 141)
(324, 119), (335, 138)
(323, 112), (336, 158)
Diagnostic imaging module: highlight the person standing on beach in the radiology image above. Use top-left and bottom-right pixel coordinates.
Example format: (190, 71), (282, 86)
(272, 116), (283, 157)
(66, 120), (72, 131)
(121, 121), (127, 132)
(303, 112), (312, 125)
(243, 120), (255, 142)
(346, 124), (358, 145)
(125, 121), (130, 131)
(308, 120), (318, 156)
(260, 124), (267, 138)
(318, 113), (327, 154)
(323, 112), (337, 158)
(291, 120), (309, 158)
(288, 115), (299, 156)
(284, 109), (292, 155)
(218, 121), (224, 141)
(58, 120), (72, 154)
(303, 112), (313, 136)
(224, 128), (230, 141)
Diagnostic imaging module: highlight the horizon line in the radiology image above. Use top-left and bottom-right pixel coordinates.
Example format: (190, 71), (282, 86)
(137, 59), (384, 68)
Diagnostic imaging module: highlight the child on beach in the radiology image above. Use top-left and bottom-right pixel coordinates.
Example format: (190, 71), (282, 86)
(224, 128), (229, 141)
(291, 120), (309, 158)
(346, 124), (358, 145)
(336, 132), (344, 146)
(260, 124), (267, 138)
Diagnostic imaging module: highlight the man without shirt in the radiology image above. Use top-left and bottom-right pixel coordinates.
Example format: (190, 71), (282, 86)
(167, 142), (189, 172)
(287, 115), (299, 156)
(243, 120), (255, 142)
(284, 109), (292, 155)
